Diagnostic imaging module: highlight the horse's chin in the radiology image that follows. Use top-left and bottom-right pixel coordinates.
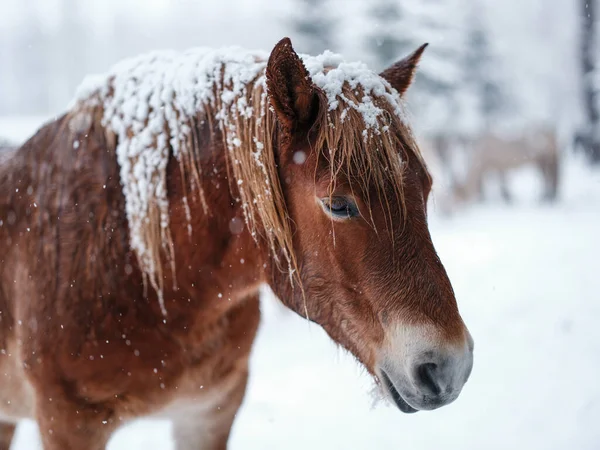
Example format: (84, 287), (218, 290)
(380, 370), (419, 414)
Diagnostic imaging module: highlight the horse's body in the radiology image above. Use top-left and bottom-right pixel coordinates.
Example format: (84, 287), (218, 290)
(0, 101), (261, 450)
(0, 39), (473, 449)
(456, 127), (560, 204)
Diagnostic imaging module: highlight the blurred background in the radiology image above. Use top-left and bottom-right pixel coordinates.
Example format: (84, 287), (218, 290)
(1, 0), (599, 449)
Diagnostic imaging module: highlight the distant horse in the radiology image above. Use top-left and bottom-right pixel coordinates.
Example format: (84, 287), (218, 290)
(0, 38), (473, 449)
(454, 127), (560, 204)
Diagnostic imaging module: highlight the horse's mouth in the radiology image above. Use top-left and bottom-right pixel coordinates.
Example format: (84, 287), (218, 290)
(380, 370), (418, 414)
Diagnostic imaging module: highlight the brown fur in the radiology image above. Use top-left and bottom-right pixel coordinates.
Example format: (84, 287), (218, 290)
(0, 38), (469, 449)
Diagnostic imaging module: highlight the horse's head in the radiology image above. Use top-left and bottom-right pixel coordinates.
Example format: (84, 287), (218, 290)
(264, 38), (473, 413)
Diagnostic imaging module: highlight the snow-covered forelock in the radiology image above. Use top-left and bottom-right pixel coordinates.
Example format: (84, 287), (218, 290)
(300, 50), (407, 127)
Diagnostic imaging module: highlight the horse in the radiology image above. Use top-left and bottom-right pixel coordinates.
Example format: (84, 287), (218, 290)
(453, 126), (560, 205)
(0, 37), (473, 449)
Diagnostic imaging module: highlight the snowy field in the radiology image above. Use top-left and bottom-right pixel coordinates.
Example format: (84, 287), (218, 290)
(2, 117), (600, 449)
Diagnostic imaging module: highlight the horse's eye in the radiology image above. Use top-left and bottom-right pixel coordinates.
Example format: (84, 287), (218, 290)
(320, 196), (359, 219)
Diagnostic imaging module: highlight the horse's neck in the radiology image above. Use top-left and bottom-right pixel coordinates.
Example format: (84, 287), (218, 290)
(162, 134), (273, 311)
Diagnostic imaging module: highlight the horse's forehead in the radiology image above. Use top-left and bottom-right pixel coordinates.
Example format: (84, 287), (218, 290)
(300, 54), (404, 129)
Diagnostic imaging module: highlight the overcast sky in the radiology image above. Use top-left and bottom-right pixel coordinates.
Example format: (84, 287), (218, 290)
(0, 0), (582, 124)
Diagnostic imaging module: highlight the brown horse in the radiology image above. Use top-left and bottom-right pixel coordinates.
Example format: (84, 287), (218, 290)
(0, 38), (473, 449)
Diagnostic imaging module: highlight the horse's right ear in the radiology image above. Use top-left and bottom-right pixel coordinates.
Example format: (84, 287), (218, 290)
(266, 37), (318, 130)
(380, 43), (428, 96)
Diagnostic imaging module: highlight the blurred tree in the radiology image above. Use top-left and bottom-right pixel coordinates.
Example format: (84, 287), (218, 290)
(50, 0), (91, 109)
(19, 16), (49, 113)
(462, 1), (510, 132)
(364, 0), (412, 71)
(578, 0), (600, 163)
(291, 0), (336, 55)
(362, 0), (470, 188)
(402, 0), (468, 138)
(0, 5), (50, 115)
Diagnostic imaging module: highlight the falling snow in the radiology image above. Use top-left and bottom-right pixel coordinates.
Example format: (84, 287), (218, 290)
(292, 151), (307, 164)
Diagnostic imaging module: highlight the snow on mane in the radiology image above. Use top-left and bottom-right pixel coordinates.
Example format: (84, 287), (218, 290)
(72, 46), (406, 315)
(301, 50), (405, 128)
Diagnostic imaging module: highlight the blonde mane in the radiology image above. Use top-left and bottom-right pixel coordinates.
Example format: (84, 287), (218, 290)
(71, 47), (425, 315)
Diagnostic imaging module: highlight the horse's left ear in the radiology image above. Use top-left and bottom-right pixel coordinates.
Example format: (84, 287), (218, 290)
(266, 37), (318, 130)
(379, 43), (428, 96)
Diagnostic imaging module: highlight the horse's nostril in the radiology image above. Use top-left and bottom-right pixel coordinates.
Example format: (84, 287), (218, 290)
(416, 362), (442, 396)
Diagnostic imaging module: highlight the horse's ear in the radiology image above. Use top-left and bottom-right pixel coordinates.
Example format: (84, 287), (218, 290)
(266, 37), (318, 130)
(379, 43), (428, 96)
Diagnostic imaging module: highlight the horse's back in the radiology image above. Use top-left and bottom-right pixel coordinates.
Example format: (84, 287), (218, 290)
(0, 113), (120, 420)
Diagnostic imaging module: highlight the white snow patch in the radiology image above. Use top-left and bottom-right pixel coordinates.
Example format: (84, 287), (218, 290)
(301, 51), (406, 127)
(292, 151), (306, 165)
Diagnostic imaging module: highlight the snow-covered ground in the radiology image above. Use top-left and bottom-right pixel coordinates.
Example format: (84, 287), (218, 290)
(3, 117), (600, 449)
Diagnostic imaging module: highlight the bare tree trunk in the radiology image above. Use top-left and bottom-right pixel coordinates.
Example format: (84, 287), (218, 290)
(580, 0), (600, 163)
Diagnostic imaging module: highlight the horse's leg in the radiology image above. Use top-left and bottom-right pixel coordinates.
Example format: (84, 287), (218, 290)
(540, 155), (559, 202)
(549, 159), (559, 201)
(34, 395), (116, 450)
(171, 294), (260, 450)
(498, 171), (512, 203)
(539, 161), (551, 202)
(172, 369), (249, 450)
(0, 422), (16, 450)
(475, 172), (485, 203)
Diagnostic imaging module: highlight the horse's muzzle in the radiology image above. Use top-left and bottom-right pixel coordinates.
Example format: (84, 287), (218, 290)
(377, 325), (474, 413)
